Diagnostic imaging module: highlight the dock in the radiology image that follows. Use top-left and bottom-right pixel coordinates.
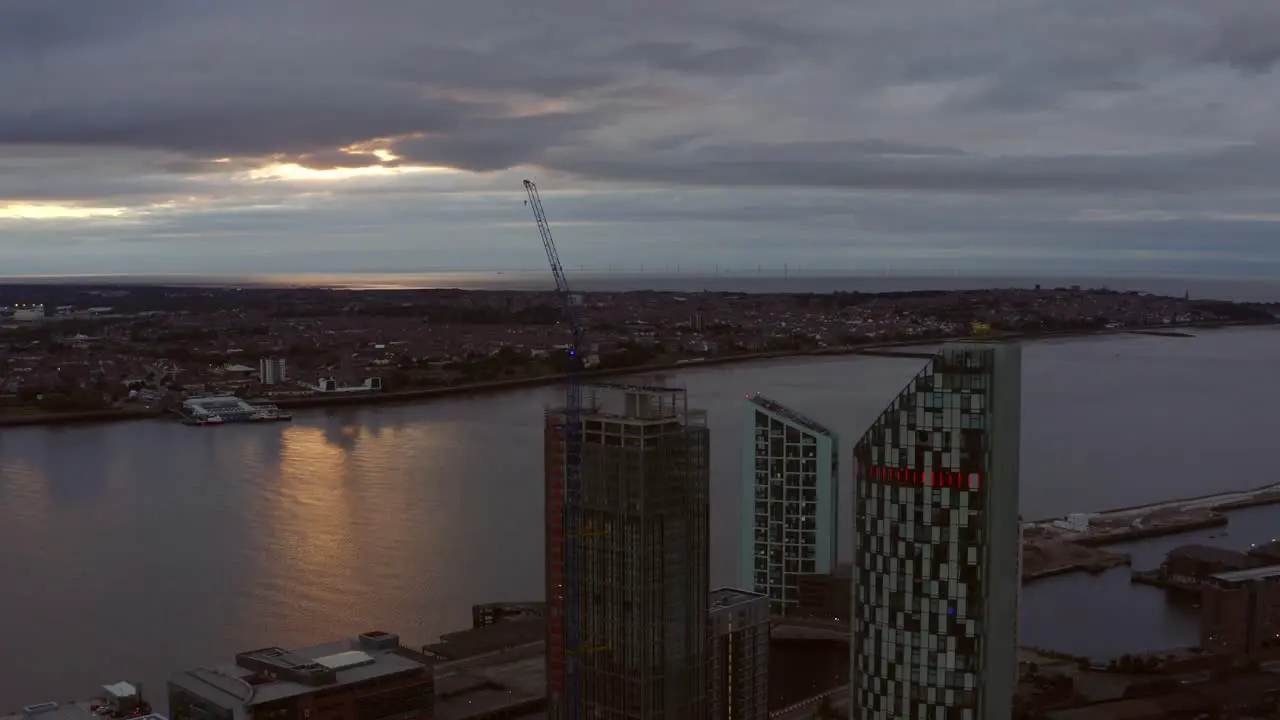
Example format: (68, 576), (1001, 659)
(1021, 484), (1280, 584)
(1022, 540), (1131, 582)
(1127, 329), (1197, 338)
(849, 349), (938, 359)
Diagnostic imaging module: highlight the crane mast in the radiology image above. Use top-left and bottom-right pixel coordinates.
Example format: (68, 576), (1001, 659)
(524, 179), (586, 719)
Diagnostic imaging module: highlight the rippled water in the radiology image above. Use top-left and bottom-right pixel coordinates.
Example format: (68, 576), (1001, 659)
(1, 326), (1277, 710)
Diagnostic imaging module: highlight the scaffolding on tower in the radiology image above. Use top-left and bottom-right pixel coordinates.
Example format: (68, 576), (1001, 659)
(524, 179), (589, 718)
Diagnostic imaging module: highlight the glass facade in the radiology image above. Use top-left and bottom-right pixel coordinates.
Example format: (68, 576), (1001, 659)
(850, 343), (1021, 720)
(740, 394), (838, 616)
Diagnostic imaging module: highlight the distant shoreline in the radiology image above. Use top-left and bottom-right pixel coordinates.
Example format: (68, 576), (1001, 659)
(1, 319), (1271, 429)
(2, 272), (1279, 301)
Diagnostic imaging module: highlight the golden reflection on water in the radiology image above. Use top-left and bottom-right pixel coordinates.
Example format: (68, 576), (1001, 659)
(272, 425), (358, 579)
(0, 458), (53, 539)
(256, 417), (471, 635)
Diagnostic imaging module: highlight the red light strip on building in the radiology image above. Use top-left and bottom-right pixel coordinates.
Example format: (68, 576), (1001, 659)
(868, 465), (982, 489)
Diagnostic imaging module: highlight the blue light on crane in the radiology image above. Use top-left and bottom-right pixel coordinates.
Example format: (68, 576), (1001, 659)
(525, 178), (588, 719)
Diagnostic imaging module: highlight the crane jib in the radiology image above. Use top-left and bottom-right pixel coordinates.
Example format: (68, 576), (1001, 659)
(524, 178), (592, 719)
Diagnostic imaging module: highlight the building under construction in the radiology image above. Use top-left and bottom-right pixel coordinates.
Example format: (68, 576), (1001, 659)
(544, 382), (711, 719)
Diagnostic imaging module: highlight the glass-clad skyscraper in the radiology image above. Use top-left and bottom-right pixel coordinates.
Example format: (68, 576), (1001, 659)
(850, 342), (1021, 720)
(741, 393), (839, 615)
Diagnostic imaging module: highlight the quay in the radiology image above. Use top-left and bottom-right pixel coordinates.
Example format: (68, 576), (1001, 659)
(848, 348), (938, 359)
(1021, 483), (1280, 584)
(1126, 329), (1197, 338)
(1028, 482), (1280, 546)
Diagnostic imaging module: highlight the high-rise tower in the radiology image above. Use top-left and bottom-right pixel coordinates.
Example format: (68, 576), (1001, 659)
(741, 394), (839, 615)
(545, 383), (711, 719)
(850, 342), (1021, 720)
(708, 587), (770, 720)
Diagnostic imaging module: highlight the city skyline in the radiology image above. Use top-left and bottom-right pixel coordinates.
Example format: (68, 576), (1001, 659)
(4, 2), (1280, 275)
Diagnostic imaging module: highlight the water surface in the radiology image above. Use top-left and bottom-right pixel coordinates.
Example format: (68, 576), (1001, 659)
(0, 326), (1277, 709)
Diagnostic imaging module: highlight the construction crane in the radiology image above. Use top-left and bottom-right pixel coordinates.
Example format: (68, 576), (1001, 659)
(524, 178), (589, 718)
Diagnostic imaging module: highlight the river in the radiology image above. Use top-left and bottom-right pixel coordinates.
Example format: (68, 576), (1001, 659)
(0, 325), (1278, 710)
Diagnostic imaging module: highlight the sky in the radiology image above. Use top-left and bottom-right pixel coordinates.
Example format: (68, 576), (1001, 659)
(2, 0), (1280, 278)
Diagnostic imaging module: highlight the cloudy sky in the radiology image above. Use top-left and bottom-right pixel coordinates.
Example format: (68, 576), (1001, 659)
(2, 0), (1280, 278)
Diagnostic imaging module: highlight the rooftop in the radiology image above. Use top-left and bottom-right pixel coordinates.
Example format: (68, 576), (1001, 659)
(3, 680), (159, 720)
(1167, 544), (1254, 568)
(1248, 540), (1280, 559)
(709, 587), (768, 612)
(433, 649), (546, 720)
(167, 631), (429, 717)
(1210, 563), (1280, 584)
(747, 393), (836, 437)
(423, 619), (546, 662)
(2, 703), (165, 720)
(1044, 696), (1200, 720)
(550, 382), (708, 427)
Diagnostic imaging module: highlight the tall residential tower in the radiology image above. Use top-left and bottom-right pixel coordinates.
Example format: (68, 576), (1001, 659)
(741, 393), (839, 615)
(850, 342), (1022, 720)
(708, 588), (770, 720)
(545, 383), (711, 719)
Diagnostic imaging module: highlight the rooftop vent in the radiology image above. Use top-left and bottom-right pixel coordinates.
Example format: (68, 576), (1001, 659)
(235, 647), (336, 687)
(22, 703), (60, 720)
(314, 651), (375, 671)
(358, 631), (399, 652)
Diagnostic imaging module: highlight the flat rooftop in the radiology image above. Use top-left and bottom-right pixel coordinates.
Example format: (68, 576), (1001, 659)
(709, 586), (767, 612)
(748, 393), (836, 437)
(555, 383), (708, 427)
(1211, 563), (1280, 584)
(424, 619), (546, 662)
(2, 705), (166, 720)
(168, 633), (429, 717)
(434, 648), (546, 720)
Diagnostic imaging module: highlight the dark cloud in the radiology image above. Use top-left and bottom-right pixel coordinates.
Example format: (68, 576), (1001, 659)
(386, 109), (622, 172)
(544, 141), (1280, 194)
(612, 43), (781, 77)
(2, 0), (1280, 275)
(1203, 5), (1280, 73)
(0, 88), (487, 159)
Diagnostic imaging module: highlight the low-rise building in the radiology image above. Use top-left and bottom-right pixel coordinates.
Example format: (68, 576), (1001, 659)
(167, 631), (435, 720)
(4, 681), (164, 720)
(794, 564), (851, 622)
(1162, 545), (1257, 586)
(1200, 564), (1280, 655)
(1248, 539), (1280, 564)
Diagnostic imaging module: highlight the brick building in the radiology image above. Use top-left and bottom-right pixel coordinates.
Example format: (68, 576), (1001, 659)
(1162, 545), (1257, 587)
(1200, 565), (1280, 655)
(794, 564), (851, 622)
(1248, 539), (1280, 564)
